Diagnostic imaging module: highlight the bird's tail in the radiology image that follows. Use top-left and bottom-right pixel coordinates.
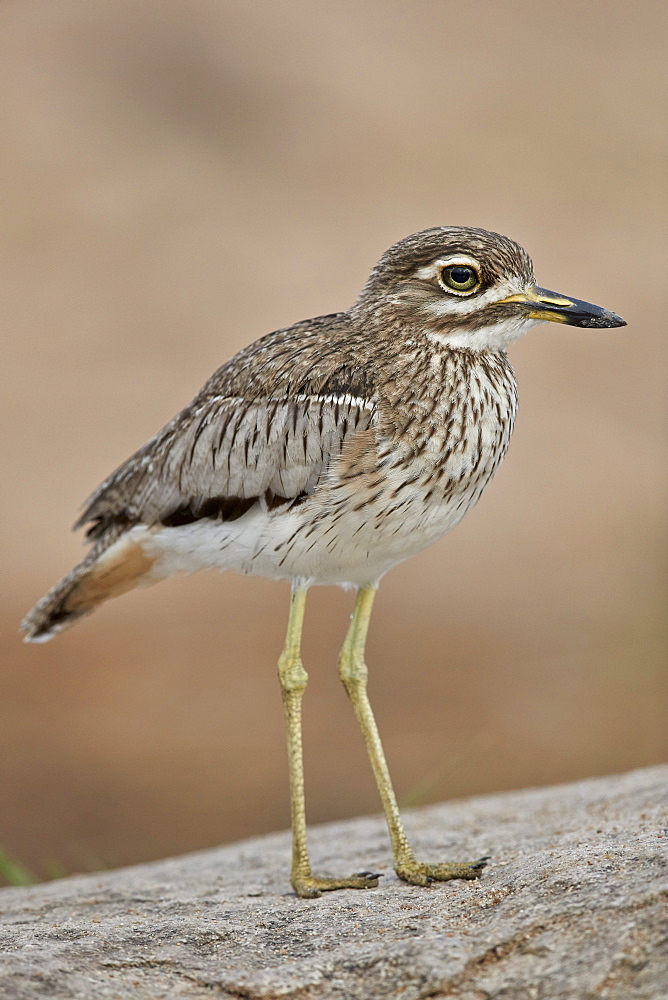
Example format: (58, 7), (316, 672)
(21, 530), (158, 643)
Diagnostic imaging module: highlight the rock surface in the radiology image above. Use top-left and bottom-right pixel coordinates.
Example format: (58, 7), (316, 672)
(1, 766), (666, 999)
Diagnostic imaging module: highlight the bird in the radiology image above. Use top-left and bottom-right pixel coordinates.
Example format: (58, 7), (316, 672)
(21, 227), (626, 898)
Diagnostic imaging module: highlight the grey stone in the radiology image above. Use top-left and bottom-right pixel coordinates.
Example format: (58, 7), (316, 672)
(1, 766), (666, 999)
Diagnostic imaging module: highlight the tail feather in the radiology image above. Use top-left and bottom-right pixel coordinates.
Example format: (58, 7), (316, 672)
(21, 529), (157, 643)
(21, 554), (98, 642)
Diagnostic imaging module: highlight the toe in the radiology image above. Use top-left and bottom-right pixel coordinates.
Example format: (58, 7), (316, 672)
(291, 870), (383, 897)
(396, 857), (489, 885)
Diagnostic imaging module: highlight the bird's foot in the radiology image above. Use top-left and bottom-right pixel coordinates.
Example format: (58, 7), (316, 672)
(292, 870), (383, 898)
(396, 856), (489, 886)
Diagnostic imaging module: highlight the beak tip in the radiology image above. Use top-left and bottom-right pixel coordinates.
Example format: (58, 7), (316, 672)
(576, 310), (627, 329)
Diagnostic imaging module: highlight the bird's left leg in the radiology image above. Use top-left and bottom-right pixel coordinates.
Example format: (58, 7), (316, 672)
(338, 585), (488, 886)
(278, 583), (381, 898)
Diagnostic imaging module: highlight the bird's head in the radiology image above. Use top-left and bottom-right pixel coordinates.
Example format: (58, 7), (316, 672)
(353, 227), (626, 351)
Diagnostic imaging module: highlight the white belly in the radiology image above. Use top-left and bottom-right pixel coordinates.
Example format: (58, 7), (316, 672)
(124, 468), (488, 590)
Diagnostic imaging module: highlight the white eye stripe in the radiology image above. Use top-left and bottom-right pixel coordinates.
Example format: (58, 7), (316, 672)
(414, 255), (482, 283)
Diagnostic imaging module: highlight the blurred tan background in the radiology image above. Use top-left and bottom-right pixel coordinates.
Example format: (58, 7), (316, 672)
(1, 0), (665, 883)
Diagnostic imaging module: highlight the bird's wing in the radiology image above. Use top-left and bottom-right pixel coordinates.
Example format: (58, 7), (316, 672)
(77, 385), (376, 540)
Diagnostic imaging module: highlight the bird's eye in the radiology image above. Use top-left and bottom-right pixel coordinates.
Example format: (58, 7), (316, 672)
(439, 265), (480, 294)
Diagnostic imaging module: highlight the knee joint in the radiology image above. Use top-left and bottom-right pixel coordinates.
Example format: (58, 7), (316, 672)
(278, 654), (308, 693)
(338, 650), (368, 686)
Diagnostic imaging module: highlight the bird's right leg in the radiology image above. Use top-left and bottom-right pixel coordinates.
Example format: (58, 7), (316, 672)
(278, 583), (381, 898)
(338, 586), (487, 886)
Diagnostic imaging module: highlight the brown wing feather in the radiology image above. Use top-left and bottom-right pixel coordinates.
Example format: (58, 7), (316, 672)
(79, 392), (375, 539)
(76, 314), (377, 541)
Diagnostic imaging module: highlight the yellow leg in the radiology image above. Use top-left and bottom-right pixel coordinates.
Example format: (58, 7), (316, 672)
(278, 584), (381, 898)
(338, 586), (488, 886)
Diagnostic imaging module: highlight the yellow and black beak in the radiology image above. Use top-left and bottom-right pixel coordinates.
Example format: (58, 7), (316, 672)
(498, 286), (626, 329)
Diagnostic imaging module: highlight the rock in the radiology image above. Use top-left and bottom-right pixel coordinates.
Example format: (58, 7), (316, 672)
(1, 766), (666, 999)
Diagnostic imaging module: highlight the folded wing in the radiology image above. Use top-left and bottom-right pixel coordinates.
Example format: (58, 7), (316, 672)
(78, 387), (376, 540)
